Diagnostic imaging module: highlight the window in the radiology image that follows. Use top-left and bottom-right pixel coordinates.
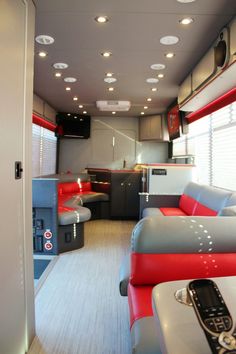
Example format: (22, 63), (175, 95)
(173, 101), (236, 191)
(32, 123), (57, 177)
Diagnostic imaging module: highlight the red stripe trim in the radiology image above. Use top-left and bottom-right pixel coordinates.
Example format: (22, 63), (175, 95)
(186, 88), (236, 123)
(32, 113), (56, 132)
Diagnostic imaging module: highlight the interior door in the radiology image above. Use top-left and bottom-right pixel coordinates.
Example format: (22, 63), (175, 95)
(0, 1), (35, 353)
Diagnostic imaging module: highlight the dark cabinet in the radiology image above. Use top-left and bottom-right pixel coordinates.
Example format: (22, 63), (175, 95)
(110, 172), (140, 219)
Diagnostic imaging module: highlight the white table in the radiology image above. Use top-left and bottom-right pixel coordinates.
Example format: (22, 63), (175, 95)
(152, 276), (236, 354)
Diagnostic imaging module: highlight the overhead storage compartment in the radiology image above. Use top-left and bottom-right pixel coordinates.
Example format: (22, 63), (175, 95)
(178, 18), (235, 113)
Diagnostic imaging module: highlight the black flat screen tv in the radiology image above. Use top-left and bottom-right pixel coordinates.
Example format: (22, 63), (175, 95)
(56, 113), (91, 139)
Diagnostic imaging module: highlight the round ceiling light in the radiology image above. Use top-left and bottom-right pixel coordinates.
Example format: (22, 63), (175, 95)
(108, 87), (114, 91)
(101, 51), (112, 57)
(146, 78), (159, 84)
(104, 77), (117, 83)
(112, 111), (116, 115)
(151, 88), (157, 92)
(165, 52), (175, 58)
(35, 35), (54, 45)
(160, 35), (179, 45)
(144, 106), (148, 109)
(177, 0), (196, 3)
(38, 51), (47, 58)
(53, 62), (69, 69)
(106, 72), (113, 77)
(83, 111), (87, 114)
(158, 73), (164, 78)
(78, 105), (83, 108)
(150, 63), (166, 70)
(55, 72), (62, 78)
(64, 77), (77, 83)
(73, 96), (78, 101)
(147, 98), (152, 102)
(179, 17), (194, 25)
(141, 112), (145, 115)
(95, 16), (109, 23)
(65, 87), (71, 91)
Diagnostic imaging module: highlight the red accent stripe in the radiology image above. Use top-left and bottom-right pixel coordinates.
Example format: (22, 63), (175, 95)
(130, 253), (236, 286)
(186, 88), (236, 123)
(32, 113), (56, 132)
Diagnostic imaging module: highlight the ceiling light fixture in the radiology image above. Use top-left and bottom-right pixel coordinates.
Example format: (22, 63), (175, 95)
(38, 51), (47, 58)
(146, 78), (159, 84)
(177, 0), (196, 3)
(67, 113), (71, 116)
(104, 77), (117, 83)
(158, 73), (164, 78)
(53, 62), (69, 69)
(106, 72), (113, 77)
(151, 88), (157, 92)
(141, 112), (145, 115)
(179, 17), (194, 25)
(73, 96), (78, 101)
(165, 52), (175, 58)
(108, 87), (114, 91)
(112, 111), (116, 115)
(95, 16), (109, 23)
(83, 111), (87, 114)
(144, 106), (148, 109)
(160, 35), (179, 45)
(78, 105), (83, 108)
(65, 87), (71, 91)
(55, 72), (62, 78)
(101, 51), (112, 57)
(35, 35), (54, 45)
(150, 63), (166, 70)
(147, 98), (152, 102)
(64, 77), (77, 83)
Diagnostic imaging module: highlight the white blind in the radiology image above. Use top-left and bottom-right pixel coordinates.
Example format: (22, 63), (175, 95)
(32, 123), (57, 177)
(172, 101), (236, 191)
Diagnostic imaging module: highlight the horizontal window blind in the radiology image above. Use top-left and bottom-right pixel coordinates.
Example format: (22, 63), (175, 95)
(32, 123), (57, 177)
(173, 101), (236, 191)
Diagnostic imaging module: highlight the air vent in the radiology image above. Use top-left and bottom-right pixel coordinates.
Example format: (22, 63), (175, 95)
(96, 100), (131, 111)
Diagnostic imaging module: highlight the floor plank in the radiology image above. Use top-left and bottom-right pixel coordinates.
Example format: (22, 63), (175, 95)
(28, 220), (135, 354)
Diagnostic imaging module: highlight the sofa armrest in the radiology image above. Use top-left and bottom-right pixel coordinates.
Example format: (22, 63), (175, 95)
(132, 215), (236, 254)
(119, 253), (130, 296)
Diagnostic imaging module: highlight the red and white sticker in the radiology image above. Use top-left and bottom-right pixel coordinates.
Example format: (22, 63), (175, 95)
(44, 230), (52, 239)
(44, 241), (53, 251)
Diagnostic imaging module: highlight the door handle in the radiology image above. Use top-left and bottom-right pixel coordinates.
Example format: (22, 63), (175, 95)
(15, 161), (23, 179)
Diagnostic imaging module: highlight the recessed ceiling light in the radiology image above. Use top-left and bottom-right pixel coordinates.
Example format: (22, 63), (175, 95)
(35, 35), (54, 45)
(146, 78), (159, 84)
(151, 88), (157, 92)
(165, 52), (175, 58)
(141, 112), (145, 115)
(78, 105), (83, 108)
(179, 17), (194, 25)
(144, 106), (148, 109)
(147, 98), (152, 102)
(73, 96), (78, 101)
(112, 111), (116, 115)
(53, 62), (69, 69)
(67, 113), (71, 116)
(55, 72), (62, 78)
(160, 35), (179, 45)
(83, 111), (87, 114)
(64, 77), (77, 83)
(108, 87), (114, 91)
(95, 16), (109, 23)
(106, 72), (113, 77)
(150, 63), (166, 70)
(101, 51), (112, 57)
(177, 0), (196, 3)
(65, 87), (71, 91)
(158, 73), (164, 78)
(74, 116), (78, 119)
(104, 77), (117, 83)
(38, 51), (47, 58)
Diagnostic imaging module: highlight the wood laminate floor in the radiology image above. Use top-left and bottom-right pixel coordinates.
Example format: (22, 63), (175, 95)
(28, 220), (135, 354)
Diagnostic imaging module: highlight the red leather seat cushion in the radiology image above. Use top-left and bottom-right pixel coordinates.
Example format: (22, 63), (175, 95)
(160, 207), (187, 216)
(130, 253), (236, 286)
(128, 284), (153, 328)
(193, 202), (218, 216)
(58, 182), (80, 195)
(179, 194), (198, 215)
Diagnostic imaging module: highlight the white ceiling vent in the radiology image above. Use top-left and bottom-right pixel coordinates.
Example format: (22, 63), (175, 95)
(96, 100), (131, 111)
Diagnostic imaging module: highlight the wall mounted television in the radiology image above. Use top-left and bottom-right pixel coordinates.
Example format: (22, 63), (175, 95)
(167, 105), (183, 140)
(56, 112), (91, 139)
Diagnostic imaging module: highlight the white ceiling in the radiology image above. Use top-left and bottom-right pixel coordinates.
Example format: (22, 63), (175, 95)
(34, 0), (236, 117)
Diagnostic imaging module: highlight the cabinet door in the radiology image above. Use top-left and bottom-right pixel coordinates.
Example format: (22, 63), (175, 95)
(139, 116), (150, 140)
(110, 173), (126, 217)
(125, 173), (140, 218)
(149, 115), (162, 140)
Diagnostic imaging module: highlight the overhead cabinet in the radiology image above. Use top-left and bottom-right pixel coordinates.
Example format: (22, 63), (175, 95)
(139, 114), (168, 141)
